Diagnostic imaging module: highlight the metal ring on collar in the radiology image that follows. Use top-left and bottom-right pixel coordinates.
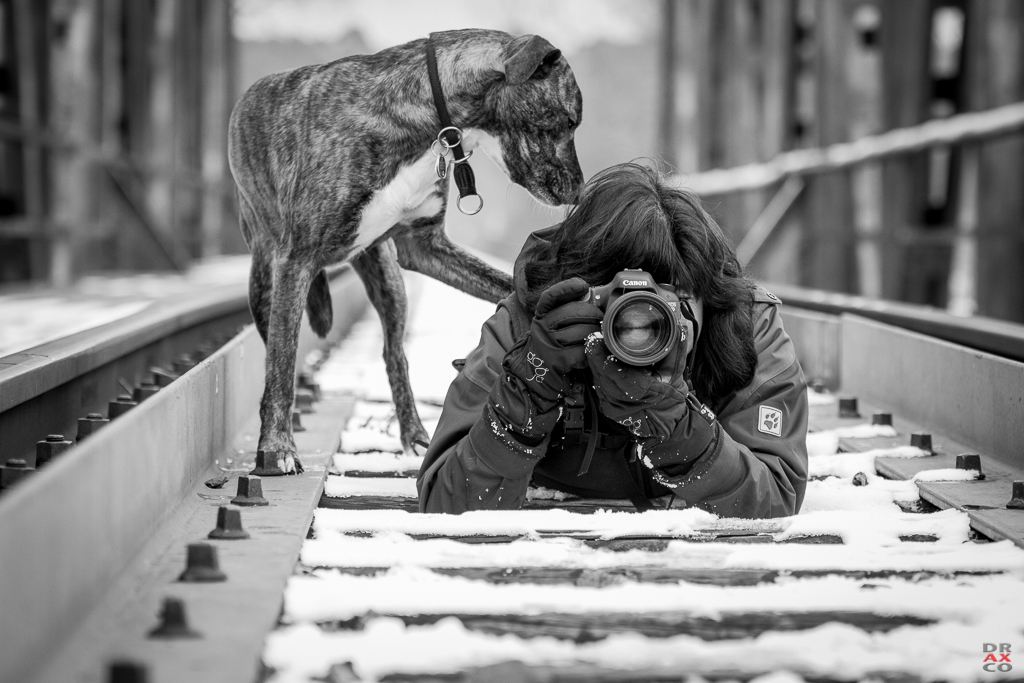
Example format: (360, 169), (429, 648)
(456, 193), (483, 215)
(430, 139), (450, 157)
(437, 126), (463, 148)
(451, 150), (474, 164)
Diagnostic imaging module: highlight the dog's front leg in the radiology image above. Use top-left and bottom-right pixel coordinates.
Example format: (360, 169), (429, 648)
(352, 240), (429, 456)
(394, 227), (513, 304)
(257, 257), (314, 474)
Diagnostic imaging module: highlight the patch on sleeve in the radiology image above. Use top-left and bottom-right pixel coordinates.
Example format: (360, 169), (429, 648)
(758, 405), (783, 437)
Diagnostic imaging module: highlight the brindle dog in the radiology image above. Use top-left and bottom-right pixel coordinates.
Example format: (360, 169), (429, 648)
(228, 29), (584, 472)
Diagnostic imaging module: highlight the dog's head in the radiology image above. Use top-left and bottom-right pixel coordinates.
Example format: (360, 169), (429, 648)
(476, 34), (584, 206)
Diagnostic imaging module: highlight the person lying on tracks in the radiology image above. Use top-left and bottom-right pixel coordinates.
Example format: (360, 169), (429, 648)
(417, 162), (808, 517)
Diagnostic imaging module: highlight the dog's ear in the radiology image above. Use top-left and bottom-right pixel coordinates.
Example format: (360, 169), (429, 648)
(503, 35), (562, 85)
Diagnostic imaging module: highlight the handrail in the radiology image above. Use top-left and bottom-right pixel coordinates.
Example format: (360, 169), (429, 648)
(768, 282), (1024, 364)
(673, 101), (1024, 196)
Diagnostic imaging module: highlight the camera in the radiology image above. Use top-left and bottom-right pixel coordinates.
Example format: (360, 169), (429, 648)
(583, 269), (691, 366)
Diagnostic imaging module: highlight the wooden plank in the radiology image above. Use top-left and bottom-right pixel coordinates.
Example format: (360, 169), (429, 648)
(381, 664), (937, 683)
(965, 0), (1024, 323)
(802, 0), (854, 292)
(11, 0), (46, 280)
(173, 0), (201, 257)
(879, 0), (931, 302)
(319, 610), (933, 642)
(48, 0), (102, 285)
(198, 0), (231, 257)
(330, 565), (997, 586)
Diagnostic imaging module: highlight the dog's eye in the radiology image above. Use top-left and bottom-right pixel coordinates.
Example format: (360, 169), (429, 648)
(567, 115), (577, 129)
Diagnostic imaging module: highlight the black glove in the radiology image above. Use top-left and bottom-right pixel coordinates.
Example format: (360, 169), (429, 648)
(488, 278), (603, 441)
(585, 334), (718, 473)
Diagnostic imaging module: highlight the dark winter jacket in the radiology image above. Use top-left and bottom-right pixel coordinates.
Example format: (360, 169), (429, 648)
(417, 232), (809, 518)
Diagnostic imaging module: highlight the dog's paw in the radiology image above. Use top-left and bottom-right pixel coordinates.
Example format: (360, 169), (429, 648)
(280, 454), (304, 475)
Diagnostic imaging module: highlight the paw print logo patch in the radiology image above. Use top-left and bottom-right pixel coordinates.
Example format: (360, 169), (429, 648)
(758, 405), (782, 437)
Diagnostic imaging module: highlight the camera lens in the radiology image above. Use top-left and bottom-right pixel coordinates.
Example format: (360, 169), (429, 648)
(603, 292), (677, 366)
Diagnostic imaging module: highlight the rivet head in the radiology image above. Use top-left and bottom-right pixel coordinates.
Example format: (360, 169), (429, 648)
(295, 388), (316, 414)
(1007, 481), (1024, 509)
(250, 450), (289, 477)
(46, 434), (65, 442)
(910, 433), (933, 453)
(852, 472), (869, 486)
(178, 543), (226, 582)
(147, 597), (201, 638)
(108, 660), (149, 683)
(956, 453), (983, 475)
(208, 506), (250, 540)
(231, 475), (269, 506)
(838, 397), (860, 418)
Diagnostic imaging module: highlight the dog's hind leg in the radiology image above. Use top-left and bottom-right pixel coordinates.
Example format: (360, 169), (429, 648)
(351, 239), (429, 456)
(305, 268), (333, 338)
(394, 227), (513, 304)
(257, 256), (314, 473)
(248, 243), (273, 344)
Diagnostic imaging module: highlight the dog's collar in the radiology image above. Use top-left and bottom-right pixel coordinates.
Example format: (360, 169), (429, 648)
(425, 34), (483, 215)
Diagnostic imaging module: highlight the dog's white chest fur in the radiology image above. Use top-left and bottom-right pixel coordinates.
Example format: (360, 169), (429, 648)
(351, 150), (444, 252)
(350, 129), (503, 253)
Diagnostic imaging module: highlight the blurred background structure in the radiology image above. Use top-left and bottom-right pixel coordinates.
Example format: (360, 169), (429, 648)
(1, 0), (1022, 322)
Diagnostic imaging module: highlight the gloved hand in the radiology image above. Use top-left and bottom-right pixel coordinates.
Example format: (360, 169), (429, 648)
(489, 278), (603, 441)
(585, 334), (718, 473)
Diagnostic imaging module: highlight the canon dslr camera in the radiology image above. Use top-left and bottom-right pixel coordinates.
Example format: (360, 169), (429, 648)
(584, 269), (692, 366)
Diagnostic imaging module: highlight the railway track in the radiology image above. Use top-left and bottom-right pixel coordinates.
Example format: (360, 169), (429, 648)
(2, 270), (1023, 683)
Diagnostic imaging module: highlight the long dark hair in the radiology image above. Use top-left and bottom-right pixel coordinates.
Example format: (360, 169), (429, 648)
(522, 162), (758, 405)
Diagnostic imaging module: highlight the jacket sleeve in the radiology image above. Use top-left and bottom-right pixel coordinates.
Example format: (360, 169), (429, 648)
(416, 307), (546, 513)
(647, 302), (809, 518)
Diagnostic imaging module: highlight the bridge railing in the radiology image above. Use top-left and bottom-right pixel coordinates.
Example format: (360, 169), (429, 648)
(669, 101), (1024, 318)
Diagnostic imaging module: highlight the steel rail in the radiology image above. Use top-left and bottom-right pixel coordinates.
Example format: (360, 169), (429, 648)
(0, 266), (367, 683)
(766, 282), (1024, 364)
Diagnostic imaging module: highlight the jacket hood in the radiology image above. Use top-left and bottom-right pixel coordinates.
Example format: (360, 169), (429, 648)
(512, 224), (562, 311)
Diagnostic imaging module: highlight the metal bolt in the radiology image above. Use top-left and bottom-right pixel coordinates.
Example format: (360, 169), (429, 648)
(173, 354), (197, 375)
(250, 450), (290, 477)
(231, 475), (269, 506)
(910, 433), (933, 453)
(208, 506), (251, 540)
(956, 453), (983, 475)
(295, 388), (316, 414)
(852, 472), (869, 486)
(298, 372), (321, 401)
(291, 409), (306, 432)
(0, 459), (33, 490)
(108, 395), (138, 419)
(178, 543), (227, 582)
(871, 413), (892, 426)
(133, 383), (160, 403)
(838, 397), (860, 418)
(147, 597), (201, 638)
(108, 660), (149, 683)
(36, 434), (72, 467)
(150, 366), (177, 388)
(1007, 482), (1024, 509)
(77, 413), (110, 442)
